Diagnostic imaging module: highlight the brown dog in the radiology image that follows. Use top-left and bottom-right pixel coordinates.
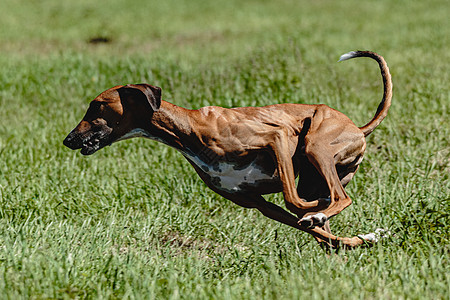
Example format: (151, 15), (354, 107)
(64, 51), (392, 249)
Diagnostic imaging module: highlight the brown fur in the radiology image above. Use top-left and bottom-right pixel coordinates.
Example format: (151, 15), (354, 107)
(64, 51), (392, 249)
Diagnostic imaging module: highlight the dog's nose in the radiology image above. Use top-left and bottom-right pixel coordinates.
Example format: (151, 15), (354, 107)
(63, 133), (81, 150)
(63, 135), (74, 148)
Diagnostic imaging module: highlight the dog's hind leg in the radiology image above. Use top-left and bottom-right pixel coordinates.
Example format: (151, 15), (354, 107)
(268, 128), (331, 216)
(299, 115), (366, 226)
(295, 156), (332, 228)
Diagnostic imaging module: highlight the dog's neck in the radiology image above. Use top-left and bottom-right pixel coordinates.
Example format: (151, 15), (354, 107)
(143, 100), (194, 151)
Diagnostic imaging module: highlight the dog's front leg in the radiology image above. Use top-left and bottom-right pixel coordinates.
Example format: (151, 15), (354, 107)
(227, 193), (363, 249)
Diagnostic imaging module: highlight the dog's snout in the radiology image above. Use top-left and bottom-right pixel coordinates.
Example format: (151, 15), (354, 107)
(63, 130), (83, 150)
(64, 121), (92, 150)
(63, 128), (85, 150)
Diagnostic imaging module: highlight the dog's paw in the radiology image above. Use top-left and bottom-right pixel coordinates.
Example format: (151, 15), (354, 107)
(299, 213), (328, 229)
(358, 228), (391, 243)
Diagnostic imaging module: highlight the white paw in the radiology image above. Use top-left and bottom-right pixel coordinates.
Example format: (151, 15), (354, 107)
(299, 213), (328, 229)
(358, 228), (391, 243)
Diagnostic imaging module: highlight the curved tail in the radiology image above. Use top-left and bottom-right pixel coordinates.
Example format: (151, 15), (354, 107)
(339, 51), (393, 137)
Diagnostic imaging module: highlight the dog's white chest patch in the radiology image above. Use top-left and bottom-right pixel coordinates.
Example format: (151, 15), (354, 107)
(115, 129), (277, 192)
(116, 128), (167, 144)
(184, 154), (276, 193)
(117, 128), (150, 141)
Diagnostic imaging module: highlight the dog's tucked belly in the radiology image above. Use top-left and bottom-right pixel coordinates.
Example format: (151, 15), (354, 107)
(183, 152), (281, 193)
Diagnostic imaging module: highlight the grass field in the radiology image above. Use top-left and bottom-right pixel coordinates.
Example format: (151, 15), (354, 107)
(0, 0), (449, 298)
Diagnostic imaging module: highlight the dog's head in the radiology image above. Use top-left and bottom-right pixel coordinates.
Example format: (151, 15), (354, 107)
(63, 84), (161, 155)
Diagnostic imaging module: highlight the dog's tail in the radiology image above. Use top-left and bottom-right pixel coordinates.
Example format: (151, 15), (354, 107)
(339, 51), (393, 137)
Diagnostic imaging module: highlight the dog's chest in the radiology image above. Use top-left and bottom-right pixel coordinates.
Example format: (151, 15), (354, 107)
(117, 128), (167, 144)
(183, 152), (279, 193)
(119, 128), (279, 193)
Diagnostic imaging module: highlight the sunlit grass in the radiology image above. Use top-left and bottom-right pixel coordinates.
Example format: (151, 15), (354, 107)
(0, 0), (448, 298)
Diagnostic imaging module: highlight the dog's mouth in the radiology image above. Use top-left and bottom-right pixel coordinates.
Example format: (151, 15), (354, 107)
(64, 129), (114, 156)
(80, 132), (115, 155)
(81, 137), (105, 155)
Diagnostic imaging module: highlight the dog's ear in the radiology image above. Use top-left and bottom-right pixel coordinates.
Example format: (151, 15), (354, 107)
(119, 84), (162, 112)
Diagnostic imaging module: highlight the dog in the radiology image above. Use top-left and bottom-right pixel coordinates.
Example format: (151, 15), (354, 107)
(64, 51), (392, 249)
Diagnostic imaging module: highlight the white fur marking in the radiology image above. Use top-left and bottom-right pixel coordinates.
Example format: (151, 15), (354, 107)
(301, 212), (327, 223)
(116, 128), (150, 141)
(358, 228), (390, 243)
(115, 128), (167, 144)
(358, 232), (378, 242)
(184, 154), (275, 192)
(338, 51), (358, 62)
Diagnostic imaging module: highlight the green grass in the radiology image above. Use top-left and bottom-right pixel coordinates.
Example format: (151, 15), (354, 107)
(0, 0), (449, 298)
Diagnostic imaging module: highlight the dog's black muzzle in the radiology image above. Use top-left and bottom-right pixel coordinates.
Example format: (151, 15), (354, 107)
(63, 125), (113, 155)
(63, 131), (83, 150)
